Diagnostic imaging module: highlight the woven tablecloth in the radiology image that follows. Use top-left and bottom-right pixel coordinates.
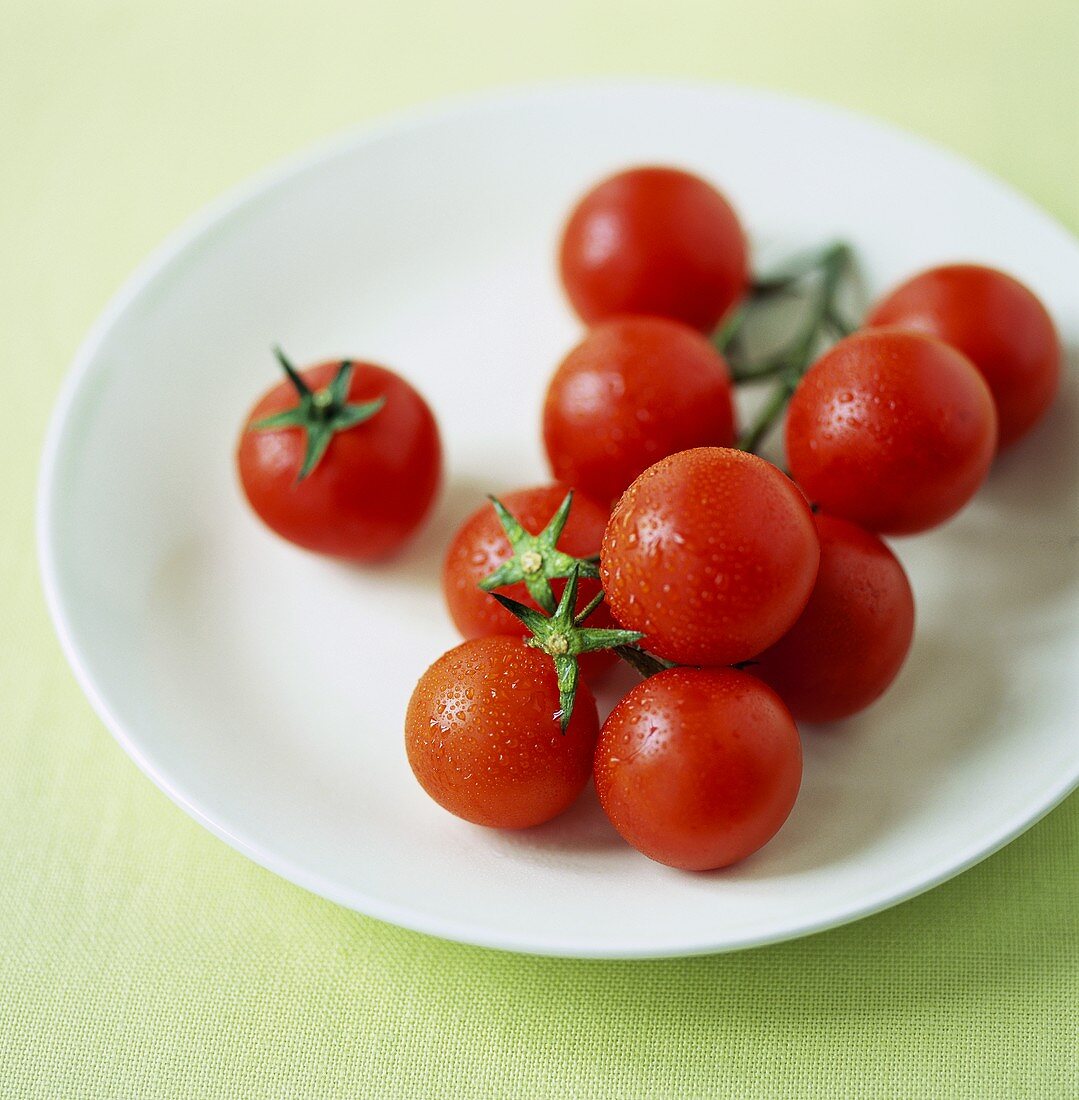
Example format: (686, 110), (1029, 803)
(3, 2), (1077, 1095)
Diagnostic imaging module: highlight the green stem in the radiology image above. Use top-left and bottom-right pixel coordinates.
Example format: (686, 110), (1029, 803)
(751, 242), (847, 295)
(491, 567), (643, 731)
(273, 345), (312, 398)
(726, 241), (854, 384)
(713, 304), (748, 353)
(614, 645), (675, 679)
(573, 590), (605, 625)
(736, 368), (802, 453)
(729, 347), (790, 384)
(478, 491), (600, 614)
(826, 306), (857, 338)
(736, 243), (851, 453)
(250, 352), (385, 481)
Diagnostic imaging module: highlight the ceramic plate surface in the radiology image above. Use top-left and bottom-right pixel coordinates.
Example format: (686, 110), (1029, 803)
(39, 83), (1079, 957)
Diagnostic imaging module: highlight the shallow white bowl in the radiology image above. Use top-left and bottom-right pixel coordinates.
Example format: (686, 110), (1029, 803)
(39, 83), (1079, 958)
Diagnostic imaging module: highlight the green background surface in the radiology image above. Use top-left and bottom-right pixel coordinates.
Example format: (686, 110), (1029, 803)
(3, 2), (1078, 1096)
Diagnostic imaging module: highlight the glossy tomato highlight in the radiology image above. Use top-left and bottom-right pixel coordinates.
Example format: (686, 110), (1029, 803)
(559, 166), (748, 332)
(600, 448), (820, 666)
(750, 513), (915, 722)
(543, 316), (736, 505)
(594, 667), (802, 870)
(867, 264), (1060, 448)
(238, 358), (441, 560)
(405, 636), (599, 830)
(785, 330), (997, 535)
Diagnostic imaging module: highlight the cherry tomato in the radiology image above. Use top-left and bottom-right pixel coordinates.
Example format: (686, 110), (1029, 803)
(543, 316), (737, 505)
(594, 667), (802, 870)
(866, 264), (1060, 448)
(785, 330), (997, 535)
(405, 636), (599, 829)
(238, 358), (441, 560)
(559, 166), (749, 333)
(750, 513), (915, 722)
(441, 485), (617, 678)
(600, 447), (819, 666)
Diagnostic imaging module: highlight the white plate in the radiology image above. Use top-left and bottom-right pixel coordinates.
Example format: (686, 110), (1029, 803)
(39, 83), (1079, 958)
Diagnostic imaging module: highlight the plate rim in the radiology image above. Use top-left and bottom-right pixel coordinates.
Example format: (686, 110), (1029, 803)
(36, 78), (1079, 959)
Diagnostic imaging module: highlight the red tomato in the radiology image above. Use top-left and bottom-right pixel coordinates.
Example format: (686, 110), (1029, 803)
(594, 667), (802, 870)
(543, 316), (737, 506)
(750, 513), (915, 722)
(600, 447), (820, 666)
(866, 264), (1060, 448)
(785, 330), (997, 535)
(238, 359), (441, 560)
(405, 636), (599, 829)
(441, 485), (616, 677)
(559, 166), (749, 332)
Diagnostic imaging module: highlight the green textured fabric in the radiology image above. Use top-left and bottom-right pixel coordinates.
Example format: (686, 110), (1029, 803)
(3, 2), (1078, 1096)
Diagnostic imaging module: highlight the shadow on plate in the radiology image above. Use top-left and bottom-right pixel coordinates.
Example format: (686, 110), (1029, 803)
(326, 467), (530, 593)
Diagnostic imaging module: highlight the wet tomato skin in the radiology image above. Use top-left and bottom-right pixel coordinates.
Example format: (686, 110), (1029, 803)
(559, 166), (749, 333)
(405, 636), (599, 830)
(600, 447), (820, 666)
(543, 316), (737, 506)
(866, 264), (1060, 449)
(594, 667), (802, 871)
(785, 329), (997, 536)
(238, 360), (441, 560)
(750, 513), (915, 722)
(441, 485), (616, 677)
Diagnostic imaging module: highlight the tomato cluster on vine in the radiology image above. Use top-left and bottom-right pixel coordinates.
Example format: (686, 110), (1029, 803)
(236, 164), (1060, 872)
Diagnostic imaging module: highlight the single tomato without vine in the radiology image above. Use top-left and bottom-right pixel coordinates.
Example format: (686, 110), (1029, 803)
(542, 315), (737, 506)
(866, 263), (1060, 449)
(238, 352), (441, 560)
(405, 636), (599, 829)
(785, 329), (997, 535)
(601, 447), (820, 666)
(559, 166), (749, 333)
(594, 667), (802, 870)
(750, 512), (915, 722)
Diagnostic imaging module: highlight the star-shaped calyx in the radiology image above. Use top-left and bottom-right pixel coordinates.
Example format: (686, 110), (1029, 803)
(249, 347), (386, 480)
(478, 491), (600, 614)
(491, 566), (643, 731)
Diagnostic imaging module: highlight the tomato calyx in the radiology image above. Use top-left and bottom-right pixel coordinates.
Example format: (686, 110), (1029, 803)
(478, 491), (601, 614)
(491, 566), (642, 731)
(249, 347), (387, 480)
